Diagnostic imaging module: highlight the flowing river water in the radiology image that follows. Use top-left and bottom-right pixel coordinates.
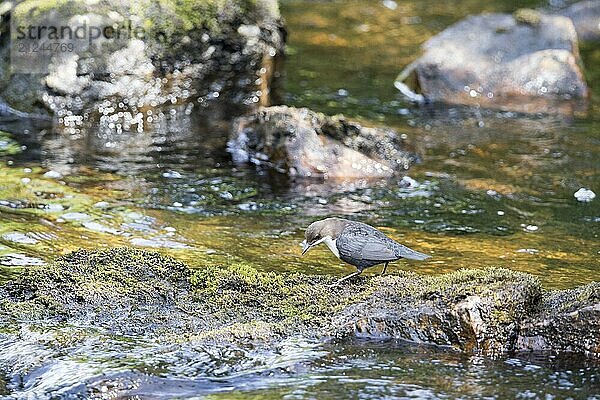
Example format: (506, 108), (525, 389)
(0, 0), (598, 398)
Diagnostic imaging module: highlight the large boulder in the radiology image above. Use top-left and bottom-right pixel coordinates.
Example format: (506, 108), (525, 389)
(227, 106), (416, 179)
(396, 12), (589, 115)
(0, 0), (284, 120)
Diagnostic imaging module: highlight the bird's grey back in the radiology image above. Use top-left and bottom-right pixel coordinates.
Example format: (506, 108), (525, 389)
(337, 221), (430, 270)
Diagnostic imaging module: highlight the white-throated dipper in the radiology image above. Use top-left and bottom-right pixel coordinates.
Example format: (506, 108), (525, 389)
(301, 217), (430, 285)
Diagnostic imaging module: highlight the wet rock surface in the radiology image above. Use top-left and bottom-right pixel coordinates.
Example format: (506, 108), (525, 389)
(0, 0), (284, 119)
(333, 270), (542, 356)
(517, 283), (600, 355)
(228, 106), (416, 178)
(396, 12), (589, 114)
(0, 248), (598, 358)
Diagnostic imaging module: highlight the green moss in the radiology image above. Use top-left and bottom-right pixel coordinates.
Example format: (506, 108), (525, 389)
(1, 248), (368, 340)
(418, 267), (540, 295)
(0, 131), (22, 156)
(189, 262), (369, 333)
(135, 0), (278, 57)
(151, 0), (229, 32)
(0, 249), (544, 335)
(204, 389), (289, 400)
(490, 309), (512, 324)
(541, 281), (600, 314)
(513, 8), (541, 27)
(177, 320), (284, 343)
(12, 0), (81, 20)
(191, 261), (285, 290)
(0, 248), (191, 321)
(0, 296), (58, 319)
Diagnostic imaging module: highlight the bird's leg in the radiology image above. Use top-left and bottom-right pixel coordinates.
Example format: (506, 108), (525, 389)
(328, 270), (361, 287)
(380, 262), (389, 276)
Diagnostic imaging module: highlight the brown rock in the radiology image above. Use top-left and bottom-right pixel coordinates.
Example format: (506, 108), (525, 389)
(228, 106), (415, 179)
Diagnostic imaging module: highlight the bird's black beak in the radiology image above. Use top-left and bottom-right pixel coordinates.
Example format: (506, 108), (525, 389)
(301, 240), (311, 255)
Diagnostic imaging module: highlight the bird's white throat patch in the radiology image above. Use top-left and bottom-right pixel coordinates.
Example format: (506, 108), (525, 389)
(314, 235), (340, 258)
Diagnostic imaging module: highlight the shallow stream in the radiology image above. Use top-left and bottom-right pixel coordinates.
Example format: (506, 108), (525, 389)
(0, 0), (598, 398)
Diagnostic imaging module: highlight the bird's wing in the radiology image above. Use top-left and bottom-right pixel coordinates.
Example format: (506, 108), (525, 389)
(338, 222), (431, 261)
(361, 240), (399, 261)
(337, 225), (398, 262)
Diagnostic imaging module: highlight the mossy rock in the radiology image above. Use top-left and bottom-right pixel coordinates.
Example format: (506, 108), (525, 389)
(0, 248), (369, 339)
(1, 0), (284, 115)
(0, 248), (597, 357)
(0, 248), (192, 325)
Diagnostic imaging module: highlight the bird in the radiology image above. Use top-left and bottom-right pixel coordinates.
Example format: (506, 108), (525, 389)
(301, 217), (430, 285)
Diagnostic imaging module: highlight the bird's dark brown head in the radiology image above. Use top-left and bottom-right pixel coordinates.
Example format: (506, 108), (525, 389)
(302, 218), (349, 255)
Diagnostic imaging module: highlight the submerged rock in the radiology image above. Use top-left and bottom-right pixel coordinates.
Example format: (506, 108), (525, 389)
(0, 248), (598, 358)
(0, 0), (284, 119)
(396, 12), (588, 115)
(228, 106), (416, 179)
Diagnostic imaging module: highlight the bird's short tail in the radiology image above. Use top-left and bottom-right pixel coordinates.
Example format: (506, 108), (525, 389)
(400, 247), (431, 261)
